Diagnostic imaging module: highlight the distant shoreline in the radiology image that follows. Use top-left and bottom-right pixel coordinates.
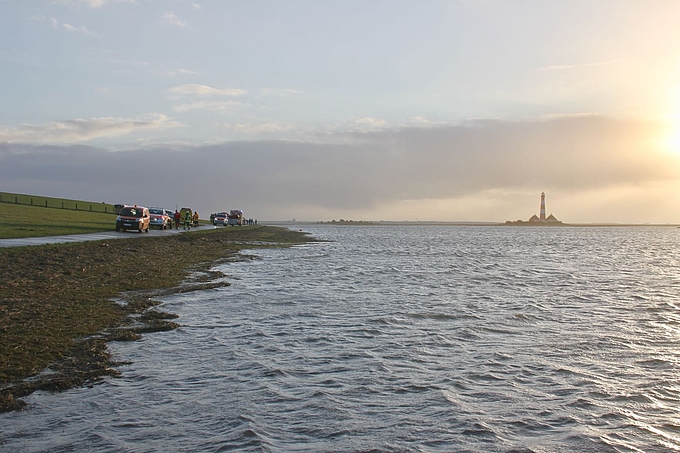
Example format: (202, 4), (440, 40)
(264, 221), (680, 228)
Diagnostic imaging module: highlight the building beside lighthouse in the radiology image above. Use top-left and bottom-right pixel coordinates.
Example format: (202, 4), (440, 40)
(506, 192), (563, 225)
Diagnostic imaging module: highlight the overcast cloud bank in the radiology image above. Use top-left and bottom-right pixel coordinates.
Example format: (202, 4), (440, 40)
(2, 115), (678, 223)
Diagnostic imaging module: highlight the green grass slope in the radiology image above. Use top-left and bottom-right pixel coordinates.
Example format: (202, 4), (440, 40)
(0, 203), (116, 239)
(0, 191), (115, 213)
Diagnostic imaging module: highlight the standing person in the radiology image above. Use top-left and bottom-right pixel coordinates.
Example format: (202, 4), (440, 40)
(192, 211), (199, 228)
(183, 210), (192, 230)
(174, 210), (181, 229)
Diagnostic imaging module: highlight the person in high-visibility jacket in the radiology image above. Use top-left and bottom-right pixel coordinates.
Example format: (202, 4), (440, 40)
(192, 211), (199, 228)
(183, 210), (192, 229)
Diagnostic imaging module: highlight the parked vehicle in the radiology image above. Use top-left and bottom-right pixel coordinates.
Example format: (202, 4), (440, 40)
(149, 207), (171, 229)
(180, 207), (192, 219)
(116, 205), (150, 233)
(213, 212), (228, 226)
(227, 209), (244, 226)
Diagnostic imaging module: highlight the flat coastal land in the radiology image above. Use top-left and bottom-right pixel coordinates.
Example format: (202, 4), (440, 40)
(0, 226), (313, 412)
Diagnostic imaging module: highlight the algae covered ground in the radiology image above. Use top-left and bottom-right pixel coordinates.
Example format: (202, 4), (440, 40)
(0, 225), (313, 412)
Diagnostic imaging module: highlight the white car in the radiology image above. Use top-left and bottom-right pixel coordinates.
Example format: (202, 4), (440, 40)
(212, 212), (229, 226)
(148, 207), (172, 229)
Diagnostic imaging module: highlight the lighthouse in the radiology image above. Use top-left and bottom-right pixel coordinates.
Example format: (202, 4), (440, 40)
(540, 192), (546, 221)
(507, 191), (561, 224)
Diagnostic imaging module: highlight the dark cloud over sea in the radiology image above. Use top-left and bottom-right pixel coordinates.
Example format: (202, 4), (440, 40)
(1, 115), (677, 222)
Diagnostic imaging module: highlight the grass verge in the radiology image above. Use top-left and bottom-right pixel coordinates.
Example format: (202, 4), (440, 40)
(0, 225), (313, 412)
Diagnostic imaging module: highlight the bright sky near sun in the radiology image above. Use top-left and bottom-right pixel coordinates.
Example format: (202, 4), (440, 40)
(2, 0), (680, 223)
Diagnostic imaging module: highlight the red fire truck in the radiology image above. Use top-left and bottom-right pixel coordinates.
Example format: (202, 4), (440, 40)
(227, 209), (244, 226)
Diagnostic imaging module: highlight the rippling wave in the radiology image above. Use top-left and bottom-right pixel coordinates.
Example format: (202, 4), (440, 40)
(3, 225), (680, 452)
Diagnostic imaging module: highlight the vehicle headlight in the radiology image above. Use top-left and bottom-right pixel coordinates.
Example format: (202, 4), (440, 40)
(116, 216), (122, 221)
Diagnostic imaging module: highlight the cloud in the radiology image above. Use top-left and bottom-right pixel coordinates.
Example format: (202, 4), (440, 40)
(107, 59), (198, 79)
(222, 121), (296, 134)
(328, 116), (389, 133)
(31, 16), (98, 36)
(2, 115), (678, 222)
(159, 11), (189, 28)
(60, 22), (98, 36)
(54, 0), (136, 7)
(172, 68), (199, 76)
(0, 114), (180, 143)
(405, 116), (447, 128)
(172, 100), (241, 113)
(538, 59), (625, 72)
(168, 84), (247, 98)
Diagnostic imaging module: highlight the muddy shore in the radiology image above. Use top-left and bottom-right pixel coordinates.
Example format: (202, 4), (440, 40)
(0, 226), (312, 412)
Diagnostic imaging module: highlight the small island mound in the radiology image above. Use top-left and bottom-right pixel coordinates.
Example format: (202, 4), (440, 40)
(506, 192), (564, 226)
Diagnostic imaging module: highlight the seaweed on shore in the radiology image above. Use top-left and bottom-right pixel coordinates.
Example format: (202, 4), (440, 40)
(0, 226), (313, 413)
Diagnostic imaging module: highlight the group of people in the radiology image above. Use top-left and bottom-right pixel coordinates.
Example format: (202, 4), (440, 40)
(173, 210), (199, 230)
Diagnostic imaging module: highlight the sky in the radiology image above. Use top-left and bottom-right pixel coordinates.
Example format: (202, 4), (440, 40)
(2, 0), (680, 223)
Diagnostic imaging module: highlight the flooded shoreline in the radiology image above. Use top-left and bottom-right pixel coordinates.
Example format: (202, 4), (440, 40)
(0, 226), (312, 412)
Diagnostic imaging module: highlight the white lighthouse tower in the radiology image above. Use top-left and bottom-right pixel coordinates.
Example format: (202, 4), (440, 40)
(540, 192), (546, 221)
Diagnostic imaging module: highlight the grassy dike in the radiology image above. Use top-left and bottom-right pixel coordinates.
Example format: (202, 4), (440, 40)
(0, 203), (118, 239)
(0, 226), (313, 412)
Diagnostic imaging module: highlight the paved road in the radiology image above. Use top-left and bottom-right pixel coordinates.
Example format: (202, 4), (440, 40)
(0, 226), (216, 248)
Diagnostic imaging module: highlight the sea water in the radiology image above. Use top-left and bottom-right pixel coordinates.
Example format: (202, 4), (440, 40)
(3, 225), (680, 452)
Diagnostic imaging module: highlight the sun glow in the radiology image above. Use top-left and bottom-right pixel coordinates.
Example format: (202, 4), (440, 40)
(663, 119), (680, 154)
(661, 85), (680, 154)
